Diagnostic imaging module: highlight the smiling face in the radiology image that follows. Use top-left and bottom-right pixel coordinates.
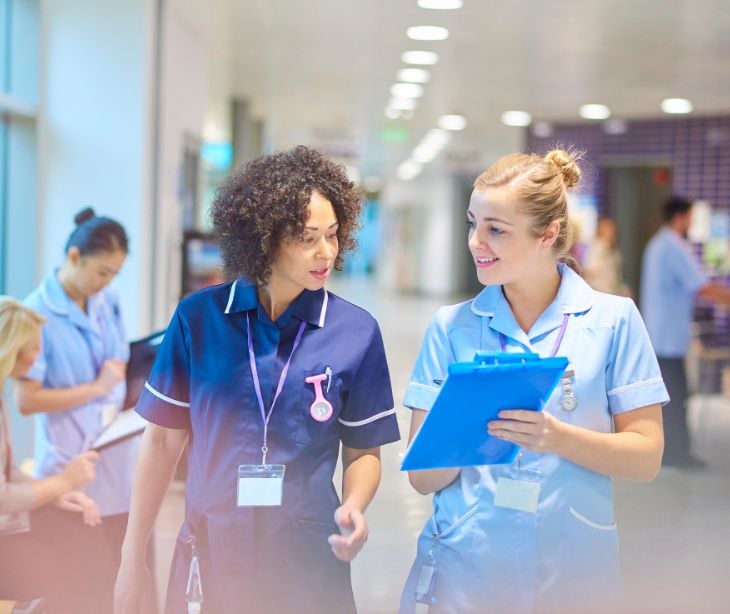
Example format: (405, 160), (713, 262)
(467, 187), (559, 287)
(268, 191), (339, 297)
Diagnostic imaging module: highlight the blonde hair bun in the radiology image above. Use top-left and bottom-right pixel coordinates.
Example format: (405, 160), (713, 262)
(544, 149), (581, 189)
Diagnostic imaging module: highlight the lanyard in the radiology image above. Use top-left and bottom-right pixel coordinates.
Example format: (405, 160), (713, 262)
(499, 313), (570, 357)
(246, 313), (306, 464)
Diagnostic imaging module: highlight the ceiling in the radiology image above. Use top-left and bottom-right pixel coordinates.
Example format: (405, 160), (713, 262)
(171, 0), (730, 179)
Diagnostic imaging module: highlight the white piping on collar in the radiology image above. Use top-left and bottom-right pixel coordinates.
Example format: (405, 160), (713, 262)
(318, 290), (329, 327)
(40, 284), (68, 316)
(224, 279), (238, 314)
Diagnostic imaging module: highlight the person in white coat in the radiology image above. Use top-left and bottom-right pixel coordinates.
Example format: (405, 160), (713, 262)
(400, 149), (667, 614)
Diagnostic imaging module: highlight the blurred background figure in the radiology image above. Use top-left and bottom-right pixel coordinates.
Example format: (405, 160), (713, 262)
(641, 196), (730, 468)
(0, 297), (106, 613)
(16, 209), (145, 613)
(583, 218), (631, 296)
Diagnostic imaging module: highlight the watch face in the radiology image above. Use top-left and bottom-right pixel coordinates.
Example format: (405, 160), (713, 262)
(561, 395), (577, 411)
(310, 401), (333, 421)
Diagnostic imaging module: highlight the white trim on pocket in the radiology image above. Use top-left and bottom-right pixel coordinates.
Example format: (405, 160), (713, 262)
(569, 506), (616, 531)
(435, 504), (479, 540)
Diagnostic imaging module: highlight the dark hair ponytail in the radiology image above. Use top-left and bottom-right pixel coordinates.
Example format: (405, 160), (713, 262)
(65, 207), (129, 256)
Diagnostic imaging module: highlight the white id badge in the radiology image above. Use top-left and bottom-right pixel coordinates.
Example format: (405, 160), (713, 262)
(237, 464), (285, 507)
(493, 477), (541, 513)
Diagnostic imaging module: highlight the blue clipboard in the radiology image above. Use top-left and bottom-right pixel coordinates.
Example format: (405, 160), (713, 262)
(401, 352), (568, 470)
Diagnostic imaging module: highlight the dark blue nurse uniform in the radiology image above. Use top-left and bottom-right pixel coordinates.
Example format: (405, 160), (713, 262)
(136, 279), (400, 614)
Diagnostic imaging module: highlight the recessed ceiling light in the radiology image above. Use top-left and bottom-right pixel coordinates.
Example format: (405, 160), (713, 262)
(532, 122), (553, 138)
(397, 160), (423, 181)
(661, 98), (693, 114)
(579, 104), (611, 120)
(390, 83), (424, 98)
(385, 107), (402, 119)
(407, 26), (449, 41)
(423, 128), (451, 145)
(397, 68), (431, 83)
(438, 114), (467, 130)
(501, 111), (532, 127)
(401, 50), (439, 65)
(417, 0), (463, 9)
(389, 97), (418, 110)
(413, 145), (441, 164)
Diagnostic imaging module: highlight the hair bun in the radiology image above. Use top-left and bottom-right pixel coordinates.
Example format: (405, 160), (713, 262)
(74, 207), (96, 226)
(544, 149), (581, 189)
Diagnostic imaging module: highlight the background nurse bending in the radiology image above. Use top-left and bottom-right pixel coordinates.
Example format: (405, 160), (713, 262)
(18, 208), (146, 613)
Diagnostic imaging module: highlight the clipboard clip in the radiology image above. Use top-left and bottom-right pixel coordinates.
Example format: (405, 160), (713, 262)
(472, 352), (540, 366)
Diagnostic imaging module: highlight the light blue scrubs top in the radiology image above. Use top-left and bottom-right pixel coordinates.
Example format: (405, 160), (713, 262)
(640, 227), (708, 358)
(24, 271), (135, 516)
(400, 265), (669, 614)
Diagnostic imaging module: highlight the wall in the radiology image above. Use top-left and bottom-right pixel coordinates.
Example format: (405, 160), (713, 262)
(527, 115), (730, 214)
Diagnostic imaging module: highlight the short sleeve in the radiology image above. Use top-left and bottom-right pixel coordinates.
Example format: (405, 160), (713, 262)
(673, 242), (708, 295)
(606, 299), (670, 414)
(403, 309), (454, 411)
(135, 308), (191, 429)
(24, 329), (47, 383)
(337, 322), (399, 449)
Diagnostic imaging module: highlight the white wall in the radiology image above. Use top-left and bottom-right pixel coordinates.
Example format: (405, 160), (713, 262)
(38, 0), (155, 336)
(151, 2), (209, 328)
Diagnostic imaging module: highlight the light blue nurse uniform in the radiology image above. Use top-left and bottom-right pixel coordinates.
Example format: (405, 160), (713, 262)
(400, 265), (669, 614)
(24, 271), (135, 516)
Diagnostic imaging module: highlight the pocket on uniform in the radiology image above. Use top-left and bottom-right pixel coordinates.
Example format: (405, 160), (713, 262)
(296, 367), (343, 446)
(569, 505), (617, 531)
(434, 502), (479, 539)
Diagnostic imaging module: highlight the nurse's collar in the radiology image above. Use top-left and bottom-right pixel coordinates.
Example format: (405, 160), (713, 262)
(223, 278), (329, 328)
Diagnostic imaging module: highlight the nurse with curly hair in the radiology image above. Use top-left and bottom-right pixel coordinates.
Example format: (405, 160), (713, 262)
(115, 146), (400, 614)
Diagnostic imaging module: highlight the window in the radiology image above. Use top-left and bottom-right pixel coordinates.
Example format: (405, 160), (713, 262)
(0, 0), (39, 295)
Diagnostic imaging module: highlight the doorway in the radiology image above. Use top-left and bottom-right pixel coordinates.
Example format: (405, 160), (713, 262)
(604, 164), (673, 304)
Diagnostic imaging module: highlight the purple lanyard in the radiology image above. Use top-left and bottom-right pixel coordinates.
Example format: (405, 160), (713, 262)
(499, 313), (570, 357)
(246, 313), (307, 464)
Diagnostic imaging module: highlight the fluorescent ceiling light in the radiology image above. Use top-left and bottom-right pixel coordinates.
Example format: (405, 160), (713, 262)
(397, 68), (431, 83)
(390, 83), (424, 98)
(401, 50), (439, 65)
(501, 110), (532, 127)
(389, 97), (418, 110)
(579, 104), (611, 120)
(407, 26), (449, 41)
(412, 146), (440, 164)
(661, 98), (693, 114)
(438, 114), (467, 130)
(397, 160), (423, 181)
(418, 0), (463, 8)
(424, 128), (451, 145)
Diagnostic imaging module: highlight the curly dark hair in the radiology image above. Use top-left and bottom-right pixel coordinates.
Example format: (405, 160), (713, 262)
(211, 145), (363, 286)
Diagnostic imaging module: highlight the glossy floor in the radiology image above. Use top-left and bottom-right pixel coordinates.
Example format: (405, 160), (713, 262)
(153, 280), (730, 613)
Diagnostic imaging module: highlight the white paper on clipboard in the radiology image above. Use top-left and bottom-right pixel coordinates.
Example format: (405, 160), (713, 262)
(91, 410), (148, 451)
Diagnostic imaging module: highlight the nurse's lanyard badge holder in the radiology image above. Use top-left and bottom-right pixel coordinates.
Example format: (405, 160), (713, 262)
(186, 314), (309, 613)
(414, 314), (576, 610)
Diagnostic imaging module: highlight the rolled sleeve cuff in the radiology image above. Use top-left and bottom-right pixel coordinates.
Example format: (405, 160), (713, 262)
(608, 377), (670, 414)
(403, 382), (441, 411)
(339, 410), (400, 449)
(135, 382), (191, 429)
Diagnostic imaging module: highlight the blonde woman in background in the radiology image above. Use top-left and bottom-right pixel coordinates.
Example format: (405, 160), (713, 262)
(0, 297), (107, 613)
